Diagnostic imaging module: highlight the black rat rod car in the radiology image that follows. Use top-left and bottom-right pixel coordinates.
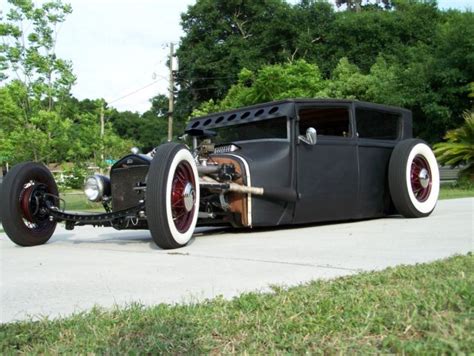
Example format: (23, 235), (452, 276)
(0, 99), (440, 249)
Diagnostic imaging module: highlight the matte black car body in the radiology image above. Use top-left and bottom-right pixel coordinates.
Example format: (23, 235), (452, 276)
(185, 99), (412, 227)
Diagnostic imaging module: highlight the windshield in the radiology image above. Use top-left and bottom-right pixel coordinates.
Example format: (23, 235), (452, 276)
(210, 116), (288, 144)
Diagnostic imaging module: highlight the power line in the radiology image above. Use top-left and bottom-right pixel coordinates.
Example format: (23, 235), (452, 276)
(190, 86), (222, 92)
(167, 42), (175, 141)
(106, 38), (296, 105)
(185, 75), (237, 81)
(177, 41), (300, 75)
(108, 78), (166, 104)
(106, 76), (233, 106)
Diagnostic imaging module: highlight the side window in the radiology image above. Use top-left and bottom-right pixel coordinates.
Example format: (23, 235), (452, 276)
(356, 108), (401, 140)
(213, 117), (288, 143)
(298, 107), (351, 138)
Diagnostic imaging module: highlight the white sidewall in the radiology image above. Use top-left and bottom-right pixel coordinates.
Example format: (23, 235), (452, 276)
(165, 149), (200, 245)
(405, 143), (440, 214)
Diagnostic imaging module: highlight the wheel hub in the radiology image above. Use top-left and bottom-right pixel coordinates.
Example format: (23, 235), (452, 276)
(182, 182), (195, 212)
(418, 168), (430, 188)
(20, 182), (49, 223)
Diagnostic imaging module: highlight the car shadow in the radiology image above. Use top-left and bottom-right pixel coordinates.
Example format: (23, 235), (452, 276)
(228, 214), (406, 235)
(47, 215), (404, 249)
(48, 226), (231, 250)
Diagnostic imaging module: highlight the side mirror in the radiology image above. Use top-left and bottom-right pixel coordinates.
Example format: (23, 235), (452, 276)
(298, 127), (317, 145)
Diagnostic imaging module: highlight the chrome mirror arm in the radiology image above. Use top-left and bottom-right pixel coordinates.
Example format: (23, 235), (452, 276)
(298, 127), (317, 145)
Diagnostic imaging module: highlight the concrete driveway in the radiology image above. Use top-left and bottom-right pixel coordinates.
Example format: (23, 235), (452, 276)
(1, 198), (472, 323)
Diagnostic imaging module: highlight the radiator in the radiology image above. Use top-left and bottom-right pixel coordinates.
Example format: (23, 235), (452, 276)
(110, 165), (148, 211)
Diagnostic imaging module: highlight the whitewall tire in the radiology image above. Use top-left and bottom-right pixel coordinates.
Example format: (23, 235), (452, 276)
(388, 139), (440, 218)
(146, 143), (200, 249)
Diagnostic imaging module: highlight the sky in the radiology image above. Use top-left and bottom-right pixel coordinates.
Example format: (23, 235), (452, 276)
(33, 0), (474, 113)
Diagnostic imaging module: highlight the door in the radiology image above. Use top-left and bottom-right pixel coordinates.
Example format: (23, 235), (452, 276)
(294, 104), (359, 223)
(355, 104), (402, 218)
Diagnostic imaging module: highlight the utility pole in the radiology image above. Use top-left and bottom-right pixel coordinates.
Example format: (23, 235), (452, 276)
(167, 42), (175, 142)
(100, 102), (105, 172)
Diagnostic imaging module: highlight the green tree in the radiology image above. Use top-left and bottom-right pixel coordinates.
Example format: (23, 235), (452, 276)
(107, 94), (170, 152)
(433, 111), (474, 179)
(0, 0), (75, 115)
(0, 2), (135, 166)
(0, 0), (77, 165)
(175, 0), (304, 120)
(193, 58), (411, 116)
(191, 60), (328, 117)
(191, 57), (461, 143)
(65, 107), (134, 165)
(326, 57), (370, 100)
(0, 82), (22, 132)
(107, 109), (142, 142)
(335, 0), (392, 12)
(177, 0), (473, 143)
(140, 94), (169, 151)
(430, 9), (474, 130)
(0, 82), (134, 165)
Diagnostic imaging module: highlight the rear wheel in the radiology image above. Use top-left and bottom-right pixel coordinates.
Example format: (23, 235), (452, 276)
(0, 162), (58, 246)
(146, 143), (200, 249)
(388, 139), (440, 218)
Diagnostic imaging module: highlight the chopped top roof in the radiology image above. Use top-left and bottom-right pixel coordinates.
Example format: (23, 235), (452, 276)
(185, 99), (410, 134)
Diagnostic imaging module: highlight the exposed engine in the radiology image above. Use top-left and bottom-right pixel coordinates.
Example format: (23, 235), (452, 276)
(191, 139), (252, 227)
(94, 140), (254, 229)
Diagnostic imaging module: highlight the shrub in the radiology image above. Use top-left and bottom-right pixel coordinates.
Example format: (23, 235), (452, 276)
(434, 111), (474, 180)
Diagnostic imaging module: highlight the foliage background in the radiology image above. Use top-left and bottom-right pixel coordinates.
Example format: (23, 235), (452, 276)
(176, 0), (473, 143)
(0, 0), (473, 168)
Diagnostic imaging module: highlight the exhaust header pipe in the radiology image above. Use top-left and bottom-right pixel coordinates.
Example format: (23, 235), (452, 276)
(199, 177), (298, 203)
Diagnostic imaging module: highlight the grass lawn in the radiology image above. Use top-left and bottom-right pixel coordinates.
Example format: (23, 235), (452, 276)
(439, 185), (474, 200)
(60, 190), (103, 211)
(1, 254), (472, 353)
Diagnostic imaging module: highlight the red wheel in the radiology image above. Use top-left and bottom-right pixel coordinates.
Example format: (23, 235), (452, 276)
(146, 143), (200, 249)
(410, 155), (432, 203)
(19, 182), (53, 230)
(0, 162), (58, 246)
(171, 161), (196, 233)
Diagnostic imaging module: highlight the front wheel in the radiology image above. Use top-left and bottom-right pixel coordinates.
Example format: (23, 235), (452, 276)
(0, 162), (58, 246)
(388, 139), (440, 218)
(146, 143), (200, 249)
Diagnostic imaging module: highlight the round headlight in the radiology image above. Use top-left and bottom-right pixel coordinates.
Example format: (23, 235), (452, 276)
(84, 175), (110, 202)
